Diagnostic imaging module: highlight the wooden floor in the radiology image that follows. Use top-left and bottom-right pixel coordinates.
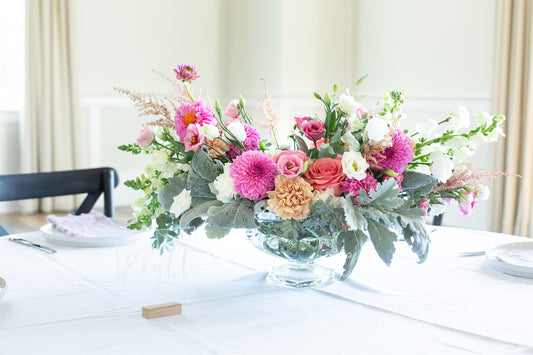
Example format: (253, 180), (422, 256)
(0, 206), (134, 235)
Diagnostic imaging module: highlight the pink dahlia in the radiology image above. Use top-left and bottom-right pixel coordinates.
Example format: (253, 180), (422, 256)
(227, 124), (261, 159)
(341, 172), (378, 203)
(229, 151), (278, 200)
(374, 129), (414, 174)
(175, 101), (215, 140)
(174, 64), (200, 82)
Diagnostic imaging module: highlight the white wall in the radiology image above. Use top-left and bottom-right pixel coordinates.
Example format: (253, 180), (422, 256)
(2, 0), (498, 230)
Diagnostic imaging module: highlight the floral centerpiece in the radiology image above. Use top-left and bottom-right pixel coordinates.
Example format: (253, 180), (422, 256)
(118, 64), (505, 284)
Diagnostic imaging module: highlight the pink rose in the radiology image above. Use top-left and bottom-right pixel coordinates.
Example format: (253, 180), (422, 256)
(459, 191), (477, 216)
(274, 150), (310, 178)
(294, 116), (309, 130)
(223, 100), (241, 120)
(183, 124), (205, 152)
(302, 158), (346, 196)
(301, 119), (325, 141)
(136, 127), (154, 147)
(355, 105), (369, 118)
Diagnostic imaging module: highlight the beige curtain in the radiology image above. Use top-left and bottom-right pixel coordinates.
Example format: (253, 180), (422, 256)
(492, 0), (533, 236)
(23, 0), (79, 213)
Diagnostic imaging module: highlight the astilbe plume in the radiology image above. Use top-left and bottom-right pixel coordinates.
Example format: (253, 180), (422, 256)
(433, 164), (509, 194)
(258, 82), (280, 147)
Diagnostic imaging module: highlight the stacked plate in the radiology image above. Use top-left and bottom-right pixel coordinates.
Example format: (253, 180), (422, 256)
(486, 242), (533, 279)
(0, 277), (6, 301)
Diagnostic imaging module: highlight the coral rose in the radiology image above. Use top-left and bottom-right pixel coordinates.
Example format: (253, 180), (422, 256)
(267, 175), (314, 220)
(302, 158), (346, 196)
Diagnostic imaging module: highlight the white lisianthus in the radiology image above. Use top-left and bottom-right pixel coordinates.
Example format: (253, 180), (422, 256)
(449, 105), (470, 131)
(169, 189), (192, 216)
(210, 164), (235, 203)
(226, 121), (247, 141)
(430, 156), (455, 183)
(152, 150), (169, 168)
(338, 94), (359, 116)
(341, 131), (360, 151)
(365, 118), (390, 142)
(198, 124), (220, 140)
(341, 150), (369, 180)
(477, 185), (490, 200)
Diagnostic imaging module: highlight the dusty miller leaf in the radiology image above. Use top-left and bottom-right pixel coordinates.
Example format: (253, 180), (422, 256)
(342, 198), (368, 231)
(180, 200), (222, 231)
(340, 229), (368, 280)
(158, 175), (188, 210)
(401, 170), (436, 196)
(206, 199), (256, 229)
(187, 147), (223, 198)
(356, 179), (403, 209)
(395, 212), (430, 263)
(367, 218), (397, 266)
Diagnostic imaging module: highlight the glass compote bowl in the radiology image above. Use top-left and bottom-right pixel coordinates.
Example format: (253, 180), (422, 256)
(247, 203), (343, 288)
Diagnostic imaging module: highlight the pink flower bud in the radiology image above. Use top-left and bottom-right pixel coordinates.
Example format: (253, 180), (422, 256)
(136, 127), (154, 147)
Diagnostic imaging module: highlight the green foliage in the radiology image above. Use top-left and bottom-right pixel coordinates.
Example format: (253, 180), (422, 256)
(118, 143), (143, 154)
(206, 198), (256, 230)
(187, 147), (223, 198)
(356, 179), (403, 209)
(180, 200), (222, 232)
(355, 74), (368, 87)
(367, 218), (397, 266)
(158, 175), (188, 210)
(124, 176), (152, 191)
(151, 212), (180, 253)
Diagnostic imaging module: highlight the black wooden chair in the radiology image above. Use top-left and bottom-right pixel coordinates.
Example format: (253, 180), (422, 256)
(432, 214), (443, 226)
(0, 167), (119, 236)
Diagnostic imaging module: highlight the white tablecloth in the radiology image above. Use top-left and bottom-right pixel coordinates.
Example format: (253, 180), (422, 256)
(0, 226), (532, 354)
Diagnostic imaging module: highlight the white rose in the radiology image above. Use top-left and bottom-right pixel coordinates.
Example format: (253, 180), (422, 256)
(338, 94), (359, 116)
(226, 121), (247, 141)
(169, 189), (192, 216)
(430, 157), (454, 183)
(365, 118), (390, 142)
(198, 124), (220, 140)
(347, 115), (364, 131)
(210, 164), (235, 203)
(341, 151), (369, 180)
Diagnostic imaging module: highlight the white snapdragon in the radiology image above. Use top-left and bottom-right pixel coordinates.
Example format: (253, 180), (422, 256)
(209, 164), (235, 203)
(447, 136), (468, 150)
(169, 189), (192, 216)
(365, 117), (389, 142)
(453, 146), (473, 163)
(341, 151), (369, 180)
(448, 105), (470, 131)
(430, 156), (455, 183)
(477, 185), (490, 200)
(226, 121), (247, 141)
(485, 126), (505, 143)
(198, 124), (220, 140)
(469, 131), (485, 148)
(475, 111), (493, 126)
(151, 150), (169, 168)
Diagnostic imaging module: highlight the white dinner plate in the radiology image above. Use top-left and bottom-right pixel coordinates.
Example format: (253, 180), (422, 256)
(0, 277), (6, 301)
(40, 219), (150, 247)
(486, 242), (533, 279)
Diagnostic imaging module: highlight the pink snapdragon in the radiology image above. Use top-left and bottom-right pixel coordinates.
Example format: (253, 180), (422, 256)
(301, 119), (325, 141)
(174, 64), (200, 82)
(274, 150), (310, 178)
(175, 101), (216, 140)
(136, 127), (154, 147)
(459, 191), (477, 216)
(183, 125), (205, 152)
(223, 100), (241, 120)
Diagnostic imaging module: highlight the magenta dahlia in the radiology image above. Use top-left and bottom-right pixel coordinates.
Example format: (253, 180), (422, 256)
(341, 172), (378, 202)
(374, 129), (414, 174)
(229, 151), (277, 200)
(174, 101), (215, 140)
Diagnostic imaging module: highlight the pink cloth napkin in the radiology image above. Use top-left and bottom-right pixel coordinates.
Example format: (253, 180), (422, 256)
(47, 211), (136, 238)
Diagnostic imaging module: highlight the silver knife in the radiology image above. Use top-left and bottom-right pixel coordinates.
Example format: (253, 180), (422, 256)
(8, 238), (57, 254)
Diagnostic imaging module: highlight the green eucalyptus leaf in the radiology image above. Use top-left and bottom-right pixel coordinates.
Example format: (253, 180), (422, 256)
(158, 174), (188, 210)
(340, 229), (368, 280)
(367, 218), (397, 266)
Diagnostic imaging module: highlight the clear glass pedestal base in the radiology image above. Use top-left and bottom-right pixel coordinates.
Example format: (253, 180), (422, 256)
(266, 261), (335, 288)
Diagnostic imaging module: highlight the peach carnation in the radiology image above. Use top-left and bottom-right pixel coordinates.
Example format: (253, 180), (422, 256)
(267, 175), (314, 220)
(206, 138), (230, 159)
